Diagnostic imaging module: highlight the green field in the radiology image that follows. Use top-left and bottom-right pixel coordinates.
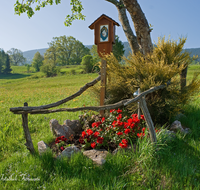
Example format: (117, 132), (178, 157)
(0, 65), (200, 189)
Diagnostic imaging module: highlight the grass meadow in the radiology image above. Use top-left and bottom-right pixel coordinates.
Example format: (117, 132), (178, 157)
(0, 65), (200, 189)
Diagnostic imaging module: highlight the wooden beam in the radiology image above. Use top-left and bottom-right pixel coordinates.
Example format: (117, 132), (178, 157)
(22, 103), (35, 154)
(10, 75), (101, 112)
(140, 97), (157, 143)
(100, 59), (107, 116)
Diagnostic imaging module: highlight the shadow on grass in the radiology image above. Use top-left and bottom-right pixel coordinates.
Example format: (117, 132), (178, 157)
(0, 73), (32, 80)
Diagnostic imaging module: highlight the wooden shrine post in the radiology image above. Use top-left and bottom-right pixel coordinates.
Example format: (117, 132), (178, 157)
(89, 14), (119, 116)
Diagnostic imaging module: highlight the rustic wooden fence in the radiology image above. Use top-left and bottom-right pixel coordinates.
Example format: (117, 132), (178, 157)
(10, 74), (170, 154)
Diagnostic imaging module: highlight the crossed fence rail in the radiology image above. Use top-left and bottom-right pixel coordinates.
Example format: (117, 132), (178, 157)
(10, 74), (169, 154)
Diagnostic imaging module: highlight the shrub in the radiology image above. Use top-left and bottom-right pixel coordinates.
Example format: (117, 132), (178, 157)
(81, 55), (94, 73)
(40, 61), (60, 77)
(91, 37), (200, 125)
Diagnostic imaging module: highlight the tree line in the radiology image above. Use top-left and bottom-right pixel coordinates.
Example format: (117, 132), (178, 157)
(32, 35), (124, 76)
(0, 49), (12, 74)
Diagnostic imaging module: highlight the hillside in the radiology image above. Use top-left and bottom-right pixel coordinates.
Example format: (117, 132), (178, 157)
(23, 43), (200, 63)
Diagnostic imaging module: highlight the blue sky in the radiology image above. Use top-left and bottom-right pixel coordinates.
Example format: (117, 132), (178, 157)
(1, 0), (200, 52)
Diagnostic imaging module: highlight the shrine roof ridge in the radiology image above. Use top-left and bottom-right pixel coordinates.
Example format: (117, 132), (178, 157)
(89, 14), (120, 29)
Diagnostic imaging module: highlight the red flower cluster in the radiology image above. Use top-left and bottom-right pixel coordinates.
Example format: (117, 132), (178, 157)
(119, 139), (128, 148)
(79, 127), (104, 149)
(80, 108), (147, 150)
(55, 136), (67, 144)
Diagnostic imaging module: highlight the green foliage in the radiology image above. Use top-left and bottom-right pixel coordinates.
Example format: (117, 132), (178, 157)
(94, 37), (200, 125)
(32, 51), (44, 72)
(7, 48), (26, 66)
(14, 0), (85, 26)
(40, 59), (60, 77)
(0, 49), (12, 74)
(45, 35), (90, 66)
(112, 35), (125, 62)
(81, 55), (94, 73)
(0, 70), (200, 189)
(3, 54), (12, 74)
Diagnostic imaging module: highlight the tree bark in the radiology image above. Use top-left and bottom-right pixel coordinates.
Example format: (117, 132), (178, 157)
(122, 0), (153, 55)
(106, 0), (140, 54)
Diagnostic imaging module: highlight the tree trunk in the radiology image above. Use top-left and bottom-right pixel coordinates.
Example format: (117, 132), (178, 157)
(106, 0), (140, 54)
(122, 0), (153, 55)
(180, 66), (188, 90)
(116, 2), (140, 54)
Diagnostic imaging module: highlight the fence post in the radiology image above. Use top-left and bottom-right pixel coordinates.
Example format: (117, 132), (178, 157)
(138, 88), (140, 119)
(100, 58), (107, 116)
(22, 102), (35, 154)
(140, 96), (157, 143)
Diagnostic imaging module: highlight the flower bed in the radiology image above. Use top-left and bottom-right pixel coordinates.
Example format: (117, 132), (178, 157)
(48, 108), (147, 156)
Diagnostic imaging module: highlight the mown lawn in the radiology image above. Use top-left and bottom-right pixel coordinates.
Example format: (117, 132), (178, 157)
(0, 65), (199, 189)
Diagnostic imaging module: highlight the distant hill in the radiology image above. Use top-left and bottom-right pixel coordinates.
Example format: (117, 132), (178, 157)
(23, 43), (200, 64)
(23, 48), (47, 63)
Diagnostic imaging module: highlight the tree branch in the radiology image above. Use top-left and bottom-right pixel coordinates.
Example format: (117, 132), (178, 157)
(11, 82), (169, 115)
(10, 75), (101, 112)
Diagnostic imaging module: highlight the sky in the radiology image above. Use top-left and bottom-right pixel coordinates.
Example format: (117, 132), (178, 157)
(1, 0), (200, 52)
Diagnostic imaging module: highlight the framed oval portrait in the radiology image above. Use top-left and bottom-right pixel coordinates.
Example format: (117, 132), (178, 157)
(100, 25), (109, 42)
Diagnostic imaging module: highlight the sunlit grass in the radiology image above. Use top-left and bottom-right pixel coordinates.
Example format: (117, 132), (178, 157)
(0, 65), (200, 189)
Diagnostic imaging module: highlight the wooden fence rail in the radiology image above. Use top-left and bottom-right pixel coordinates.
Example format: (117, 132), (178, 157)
(10, 75), (169, 154)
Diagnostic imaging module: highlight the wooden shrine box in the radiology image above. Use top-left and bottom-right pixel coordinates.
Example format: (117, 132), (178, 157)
(89, 14), (120, 57)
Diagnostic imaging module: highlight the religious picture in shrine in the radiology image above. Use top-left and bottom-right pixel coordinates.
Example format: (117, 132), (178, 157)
(100, 25), (109, 42)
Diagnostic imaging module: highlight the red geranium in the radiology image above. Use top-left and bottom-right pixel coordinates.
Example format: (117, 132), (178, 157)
(117, 132), (123, 136)
(119, 142), (128, 148)
(137, 132), (145, 138)
(101, 117), (105, 122)
(82, 131), (87, 138)
(93, 131), (100, 138)
(79, 136), (85, 144)
(91, 142), (96, 149)
(117, 108), (122, 113)
(97, 137), (104, 144)
(122, 139), (128, 144)
(87, 129), (93, 136)
(124, 128), (131, 134)
(60, 146), (65, 151)
(110, 109), (115, 113)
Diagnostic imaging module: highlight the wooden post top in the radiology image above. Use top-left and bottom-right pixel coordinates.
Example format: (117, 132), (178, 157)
(89, 14), (120, 57)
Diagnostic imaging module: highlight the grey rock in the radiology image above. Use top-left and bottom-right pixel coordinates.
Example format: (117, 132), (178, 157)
(57, 145), (80, 159)
(38, 141), (49, 154)
(64, 119), (82, 134)
(170, 120), (185, 133)
(170, 120), (190, 134)
(50, 119), (75, 139)
(83, 149), (109, 165)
